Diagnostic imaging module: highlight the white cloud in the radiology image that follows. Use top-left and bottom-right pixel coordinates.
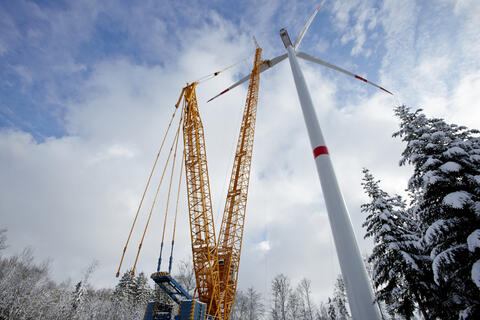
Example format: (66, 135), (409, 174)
(332, 0), (378, 57)
(0, 6), (20, 56)
(449, 71), (480, 128)
(11, 65), (33, 86)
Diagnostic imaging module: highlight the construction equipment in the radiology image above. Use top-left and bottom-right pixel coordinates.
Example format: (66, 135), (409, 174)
(177, 44), (262, 319)
(216, 45), (261, 318)
(118, 43), (263, 320)
(179, 81), (222, 317)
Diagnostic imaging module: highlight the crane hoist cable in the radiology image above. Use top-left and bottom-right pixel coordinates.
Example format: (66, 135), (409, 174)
(156, 112), (183, 272)
(194, 53), (252, 84)
(131, 108), (184, 275)
(168, 153), (185, 274)
(116, 107), (179, 277)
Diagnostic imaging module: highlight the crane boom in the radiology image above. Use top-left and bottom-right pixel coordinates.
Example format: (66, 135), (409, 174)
(163, 48), (263, 319)
(181, 83), (222, 315)
(216, 46), (262, 319)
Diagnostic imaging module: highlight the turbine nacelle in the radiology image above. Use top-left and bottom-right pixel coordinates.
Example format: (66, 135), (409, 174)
(280, 28), (293, 48)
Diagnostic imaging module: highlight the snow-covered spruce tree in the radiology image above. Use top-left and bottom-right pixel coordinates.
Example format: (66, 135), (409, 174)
(69, 281), (86, 318)
(114, 270), (136, 301)
(134, 272), (153, 306)
(331, 276), (350, 320)
(326, 298), (336, 320)
(361, 168), (432, 319)
(393, 105), (480, 318)
(111, 270), (138, 318)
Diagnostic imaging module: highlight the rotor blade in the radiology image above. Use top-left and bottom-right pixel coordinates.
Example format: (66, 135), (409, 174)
(207, 53), (288, 102)
(296, 51), (393, 95)
(294, 0), (326, 50)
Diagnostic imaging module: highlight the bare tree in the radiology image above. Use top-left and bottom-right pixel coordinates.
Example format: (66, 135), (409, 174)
(316, 302), (329, 320)
(298, 278), (314, 320)
(230, 287), (264, 320)
(174, 259), (196, 297)
(231, 290), (248, 320)
(0, 228), (7, 252)
(271, 274), (291, 320)
(287, 290), (301, 320)
(246, 286), (264, 320)
(0, 247), (65, 319)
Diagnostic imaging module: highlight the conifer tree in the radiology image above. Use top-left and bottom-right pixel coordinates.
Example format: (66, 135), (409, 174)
(331, 276), (349, 320)
(361, 168), (431, 318)
(134, 272), (152, 306)
(393, 106), (480, 318)
(114, 270), (136, 301)
(326, 298), (336, 320)
(112, 270), (138, 318)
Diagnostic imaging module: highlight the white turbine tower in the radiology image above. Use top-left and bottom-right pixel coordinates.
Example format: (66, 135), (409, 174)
(209, 3), (391, 319)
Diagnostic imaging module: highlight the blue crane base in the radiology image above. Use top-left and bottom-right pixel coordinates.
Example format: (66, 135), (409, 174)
(143, 272), (212, 320)
(143, 302), (172, 320)
(150, 272), (192, 304)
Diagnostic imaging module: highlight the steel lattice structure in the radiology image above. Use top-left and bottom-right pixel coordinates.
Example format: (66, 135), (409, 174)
(216, 46), (262, 318)
(181, 83), (222, 315)
(177, 47), (262, 319)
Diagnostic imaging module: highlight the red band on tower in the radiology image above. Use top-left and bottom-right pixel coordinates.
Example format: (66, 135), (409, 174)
(313, 146), (329, 158)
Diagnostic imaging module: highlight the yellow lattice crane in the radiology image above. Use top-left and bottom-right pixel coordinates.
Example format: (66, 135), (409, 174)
(216, 46), (262, 318)
(178, 45), (262, 319)
(178, 81), (222, 316)
(117, 44), (263, 320)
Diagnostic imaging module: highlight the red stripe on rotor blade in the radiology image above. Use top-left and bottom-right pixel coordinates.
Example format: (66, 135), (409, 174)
(317, 0), (326, 10)
(207, 88), (230, 103)
(354, 75), (368, 83)
(380, 87), (393, 95)
(313, 146), (329, 158)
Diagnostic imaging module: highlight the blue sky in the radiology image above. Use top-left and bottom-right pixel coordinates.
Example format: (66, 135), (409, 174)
(0, 0), (391, 140)
(1, 0), (480, 305)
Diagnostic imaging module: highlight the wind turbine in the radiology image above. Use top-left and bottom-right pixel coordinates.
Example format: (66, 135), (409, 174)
(209, 3), (391, 319)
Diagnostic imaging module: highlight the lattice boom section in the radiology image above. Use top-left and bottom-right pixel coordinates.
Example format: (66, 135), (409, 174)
(216, 47), (262, 319)
(182, 83), (221, 315)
